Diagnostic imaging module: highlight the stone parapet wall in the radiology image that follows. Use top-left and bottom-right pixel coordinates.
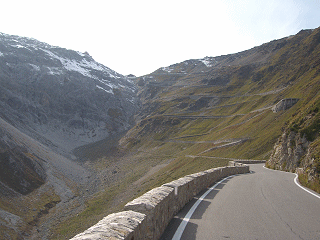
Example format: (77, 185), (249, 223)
(229, 160), (266, 166)
(70, 165), (249, 240)
(124, 186), (175, 239)
(70, 210), (147, 240)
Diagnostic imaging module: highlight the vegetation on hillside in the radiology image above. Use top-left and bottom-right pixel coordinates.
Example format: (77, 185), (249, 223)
(54, 27), (320, 239)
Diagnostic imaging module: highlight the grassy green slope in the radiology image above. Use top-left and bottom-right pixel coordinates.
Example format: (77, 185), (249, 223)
(128, 28), (320, 161)
(53, 27), (320, 239)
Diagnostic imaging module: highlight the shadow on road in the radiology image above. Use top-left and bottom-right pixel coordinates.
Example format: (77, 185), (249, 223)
(160, 178), (232, 240)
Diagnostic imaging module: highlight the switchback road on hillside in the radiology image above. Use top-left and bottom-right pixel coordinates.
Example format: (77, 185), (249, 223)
(160, 164), (320, 240)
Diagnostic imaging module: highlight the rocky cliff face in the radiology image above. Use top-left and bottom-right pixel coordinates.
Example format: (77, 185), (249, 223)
(267, 93), (320, 192)
(0, 32), (139, 154)
(267, 131), (309, 171)
(0, 138), (45, 196)
(267, 130), (320, 192)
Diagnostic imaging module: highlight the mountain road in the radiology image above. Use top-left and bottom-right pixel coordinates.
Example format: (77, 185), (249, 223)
(160, 164), (320, 240)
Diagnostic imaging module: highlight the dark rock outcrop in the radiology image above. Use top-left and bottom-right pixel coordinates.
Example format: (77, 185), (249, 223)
(272, 98), (299, 113)
(267, 131), (309, 171)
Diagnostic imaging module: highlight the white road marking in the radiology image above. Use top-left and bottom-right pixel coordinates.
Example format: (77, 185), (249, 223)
(263, 165), (320, 200)
(172, 165), (319, 240)
(293, 174), (320, 200)
(172, 175), (236, 240)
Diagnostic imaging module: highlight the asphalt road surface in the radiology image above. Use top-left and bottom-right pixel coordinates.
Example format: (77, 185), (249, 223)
(160, 164), (320, 240)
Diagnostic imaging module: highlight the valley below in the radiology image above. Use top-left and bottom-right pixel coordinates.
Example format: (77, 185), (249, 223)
(1, 26), (320, 239)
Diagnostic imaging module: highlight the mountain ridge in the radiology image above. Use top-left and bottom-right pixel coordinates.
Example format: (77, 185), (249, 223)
(0, 31), (138, 154)
(1, 27), (320, 239)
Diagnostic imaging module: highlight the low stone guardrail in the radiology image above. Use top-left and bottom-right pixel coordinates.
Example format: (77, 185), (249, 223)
(70, 164), (249, 240)
(229, 160), (266, 166)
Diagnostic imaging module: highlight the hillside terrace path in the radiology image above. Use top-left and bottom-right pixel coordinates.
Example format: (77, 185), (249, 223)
(161, 114), (245, 119)
(161, 164), (320, 240)
(152, 86), (286, 102)
(157, 106), (269, 149)
(161, 104), (272, 120)
(164, 138), (249, 145)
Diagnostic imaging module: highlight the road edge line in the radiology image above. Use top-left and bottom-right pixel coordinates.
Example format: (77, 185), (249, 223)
(263, 166), (320, 200)
(172, 173), (245, 240)
(293, 174), (320, 200)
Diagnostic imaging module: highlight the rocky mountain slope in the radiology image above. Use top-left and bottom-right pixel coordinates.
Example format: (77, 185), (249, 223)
(0, 116), (90, 239)
(0, 32), (138, 154)
(0, 33), (139, 239)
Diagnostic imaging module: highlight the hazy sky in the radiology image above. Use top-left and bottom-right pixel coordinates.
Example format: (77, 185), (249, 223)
(1, 0), (320, 76)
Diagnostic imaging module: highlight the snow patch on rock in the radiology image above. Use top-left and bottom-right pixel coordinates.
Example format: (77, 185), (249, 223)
(200, 56), (216, 67)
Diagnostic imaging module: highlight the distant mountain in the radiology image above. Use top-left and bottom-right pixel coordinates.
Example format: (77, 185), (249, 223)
(0, 32), (139, 154)
(0, 33), (139, 239)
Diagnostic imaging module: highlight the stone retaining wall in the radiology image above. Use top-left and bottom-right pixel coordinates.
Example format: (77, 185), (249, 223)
(70, 165), (249, 240)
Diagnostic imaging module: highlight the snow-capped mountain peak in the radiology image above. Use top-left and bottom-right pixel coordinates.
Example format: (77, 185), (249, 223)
(0, 32), (139, 152)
